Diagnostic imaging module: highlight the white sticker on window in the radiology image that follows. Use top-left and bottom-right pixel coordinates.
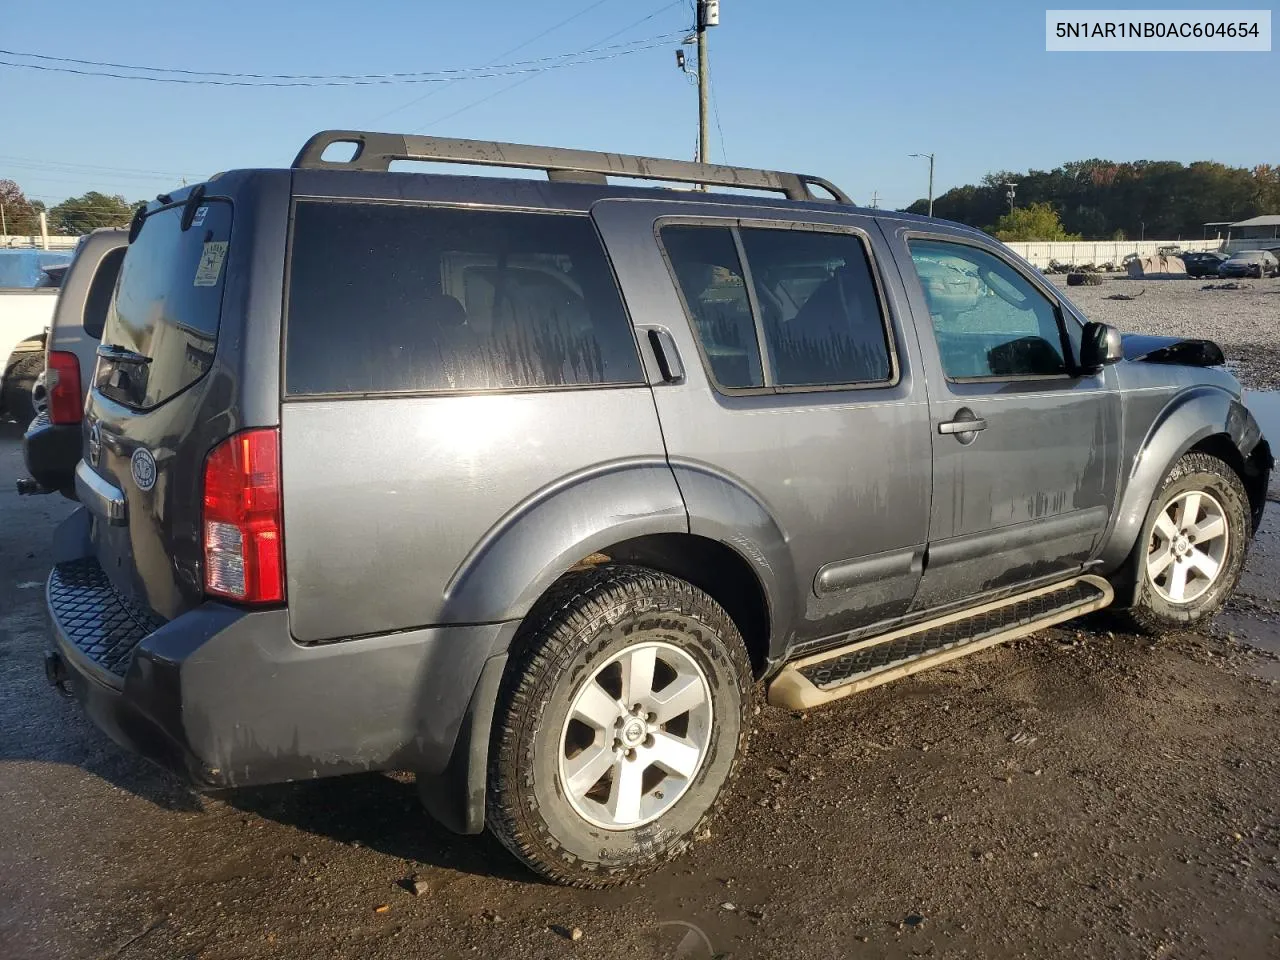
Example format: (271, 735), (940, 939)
(194, 241), (228, 287)
(191, 205), (208, 227)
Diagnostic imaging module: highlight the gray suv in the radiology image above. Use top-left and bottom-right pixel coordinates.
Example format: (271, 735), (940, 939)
(44, 131), (1273, 887)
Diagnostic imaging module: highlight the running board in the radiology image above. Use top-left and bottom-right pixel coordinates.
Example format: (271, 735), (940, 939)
(768, 575), (1113, 710)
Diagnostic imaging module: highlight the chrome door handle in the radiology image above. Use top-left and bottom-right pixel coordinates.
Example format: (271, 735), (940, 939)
(938, 415), (987, 435)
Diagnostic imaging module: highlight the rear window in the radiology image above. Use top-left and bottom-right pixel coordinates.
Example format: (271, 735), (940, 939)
(284, 202), (642, 396)
(82, 246), (126, 340)
(96, 202), (232, 410)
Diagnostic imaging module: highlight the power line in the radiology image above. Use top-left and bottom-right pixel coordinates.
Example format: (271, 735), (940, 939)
(0, 35), (680, 87)
(710, 76), (728, 162)
(419, 0), (688, 130)
(0, 154), (196, 179)
(371, 0), (618, 124)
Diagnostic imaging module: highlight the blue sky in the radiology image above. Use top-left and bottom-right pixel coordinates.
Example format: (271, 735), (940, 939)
(3, 0), (1276, 211)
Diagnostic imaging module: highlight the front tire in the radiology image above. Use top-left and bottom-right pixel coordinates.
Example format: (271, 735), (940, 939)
(486, 565), (752, 887)
(1128, 452), (1250, 631)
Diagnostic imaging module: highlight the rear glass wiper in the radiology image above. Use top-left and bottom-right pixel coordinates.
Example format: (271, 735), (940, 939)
(97, 343), (152, 365)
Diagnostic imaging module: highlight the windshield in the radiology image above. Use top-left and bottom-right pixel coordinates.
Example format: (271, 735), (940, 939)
(0, 250), (73, 289)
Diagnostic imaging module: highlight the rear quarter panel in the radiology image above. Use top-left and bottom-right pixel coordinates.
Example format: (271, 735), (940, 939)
(281, 389), (683, 641)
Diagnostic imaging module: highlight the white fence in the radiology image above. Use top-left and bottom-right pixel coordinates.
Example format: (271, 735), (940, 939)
(1, 234), (80, 251)
(1002, 239), (1223, 268)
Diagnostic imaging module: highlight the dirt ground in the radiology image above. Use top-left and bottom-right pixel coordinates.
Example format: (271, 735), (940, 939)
(2, 419), (1279, 960)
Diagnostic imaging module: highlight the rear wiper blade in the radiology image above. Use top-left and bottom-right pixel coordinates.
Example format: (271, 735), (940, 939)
(97, 343), (152, 365)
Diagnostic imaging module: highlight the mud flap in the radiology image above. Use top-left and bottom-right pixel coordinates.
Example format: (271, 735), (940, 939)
(416, 651), (508, 835)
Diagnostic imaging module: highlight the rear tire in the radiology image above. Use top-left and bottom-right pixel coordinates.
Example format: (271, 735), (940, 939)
(2, 351), (44, 425)
(1126, 452), (1250, 632)
(486, 565), (752, 887)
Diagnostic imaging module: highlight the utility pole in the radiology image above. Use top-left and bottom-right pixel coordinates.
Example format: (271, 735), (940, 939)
(1005, 181), (1017, 214)
(0, 203), (6, 236)
(909, 153), (935, 217)
(869, 190), (880, 209)
(696, 1), (719, 166)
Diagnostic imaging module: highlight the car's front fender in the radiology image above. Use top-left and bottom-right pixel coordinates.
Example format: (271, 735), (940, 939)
(1098, 385), (1268, 573)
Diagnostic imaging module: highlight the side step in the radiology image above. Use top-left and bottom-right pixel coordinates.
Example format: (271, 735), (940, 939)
(768, 575), (1113, 710)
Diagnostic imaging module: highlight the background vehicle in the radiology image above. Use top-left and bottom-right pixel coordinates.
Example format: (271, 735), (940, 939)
(1180, 250), (1229, 278)
(1218, 249), (1279, 278)
(44, 132), (1272, 889)
(1, 248), (74, 422)
(19, 229), (128, 497)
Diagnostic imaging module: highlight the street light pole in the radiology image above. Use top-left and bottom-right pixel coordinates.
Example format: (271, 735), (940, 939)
(909, 152), (935, 217)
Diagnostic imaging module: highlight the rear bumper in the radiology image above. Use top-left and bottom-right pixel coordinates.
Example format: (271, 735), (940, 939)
(45, 510), (515, 810)
(22, 412), (81, 495)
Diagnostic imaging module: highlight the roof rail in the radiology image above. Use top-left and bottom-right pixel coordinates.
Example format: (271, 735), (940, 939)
(292, 130), (852, 204)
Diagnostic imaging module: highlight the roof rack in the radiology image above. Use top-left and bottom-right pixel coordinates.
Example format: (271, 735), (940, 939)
(292, 130), (852, 204)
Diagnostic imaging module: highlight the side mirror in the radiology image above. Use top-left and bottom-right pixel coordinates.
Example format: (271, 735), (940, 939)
(1079, 321), (1124, 372)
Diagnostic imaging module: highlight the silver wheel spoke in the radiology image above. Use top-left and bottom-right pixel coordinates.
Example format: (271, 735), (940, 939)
(1188, 549), (1220, 581)
(1193, 515), (1226, 543)
(563, 742), (615, 795)
(1168, 561), (1190, 601)
(1178, 491), (1202, 529)
(650, 673), (705, 724)
(1154, 511), (1178, 541)
(648, 732), (701, 779)
(572, 680), (621, 730)
(607, 756), (645, 824)
(620, 645), (656, 706)
(1147, 546), (1175, 579)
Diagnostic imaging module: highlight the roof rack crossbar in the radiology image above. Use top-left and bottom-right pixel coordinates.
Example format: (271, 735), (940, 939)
(292, 130), (852, 204)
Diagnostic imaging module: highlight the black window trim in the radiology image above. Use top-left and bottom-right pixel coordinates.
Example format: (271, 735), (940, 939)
(654, 215), (902, 397)
(280, 197), (647, 401)
(902, 230), (1086, 385)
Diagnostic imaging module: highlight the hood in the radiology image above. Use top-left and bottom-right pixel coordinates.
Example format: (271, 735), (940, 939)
(1120, 334), (1226, 367)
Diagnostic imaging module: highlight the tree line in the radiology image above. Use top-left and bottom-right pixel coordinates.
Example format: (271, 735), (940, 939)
(1, 179), (140, 236)
(904, 160), (1280, 240)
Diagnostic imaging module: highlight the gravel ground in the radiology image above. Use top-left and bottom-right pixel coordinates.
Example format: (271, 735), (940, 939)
(1050, 274), (1280, 391)
(3, 416), (1280, 958)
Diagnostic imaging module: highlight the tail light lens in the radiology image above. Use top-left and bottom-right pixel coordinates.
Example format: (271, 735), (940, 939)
(46, 351), (83, 425)
(202, 428), (285, 604)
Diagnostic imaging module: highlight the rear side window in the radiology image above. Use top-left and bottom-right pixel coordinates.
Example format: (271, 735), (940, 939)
(82, 246), (126, 340)
(660, 225), (762, 388)
(96, 202), (232, 410)
(660, 223), (893, 391)
(739, 227), (891, 387)
(285, 202), (642, 396)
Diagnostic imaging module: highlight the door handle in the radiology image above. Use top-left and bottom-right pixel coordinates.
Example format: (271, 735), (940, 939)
(938, 417), (987, 435)
(938, 409), (987, 439)
(646, 329), (684, 383)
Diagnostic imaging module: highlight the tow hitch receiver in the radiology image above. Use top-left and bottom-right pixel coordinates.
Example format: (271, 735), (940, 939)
(44, 652), (73, 697)
(16, 478), (52, 496)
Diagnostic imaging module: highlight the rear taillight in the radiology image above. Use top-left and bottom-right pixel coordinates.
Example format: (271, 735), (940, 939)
(46, 351), (82, 425)
(202, 428), (285, 604)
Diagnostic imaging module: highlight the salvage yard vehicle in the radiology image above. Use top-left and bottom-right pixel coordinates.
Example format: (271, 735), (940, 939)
(1219, 249), (1279, 279)
(1180, 250), (1228, 278)
(19, 228), (128, 497)
(1, 248), (74, 423)
(44, 131), (1273, 888)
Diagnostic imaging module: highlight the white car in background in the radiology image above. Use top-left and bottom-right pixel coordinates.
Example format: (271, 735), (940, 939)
(1, 248), (75, 422)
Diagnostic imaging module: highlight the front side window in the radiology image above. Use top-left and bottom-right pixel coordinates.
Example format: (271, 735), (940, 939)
(285, 203), (642, 396)
(908, 239), (1068, 380)
(660, 223), (893, 391)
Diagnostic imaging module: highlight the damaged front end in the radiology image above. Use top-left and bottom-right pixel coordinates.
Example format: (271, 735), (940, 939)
(1121, 334), (1226, 368)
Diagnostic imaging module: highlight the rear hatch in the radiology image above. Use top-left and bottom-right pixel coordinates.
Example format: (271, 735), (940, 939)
(79, 185), (268, 621)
